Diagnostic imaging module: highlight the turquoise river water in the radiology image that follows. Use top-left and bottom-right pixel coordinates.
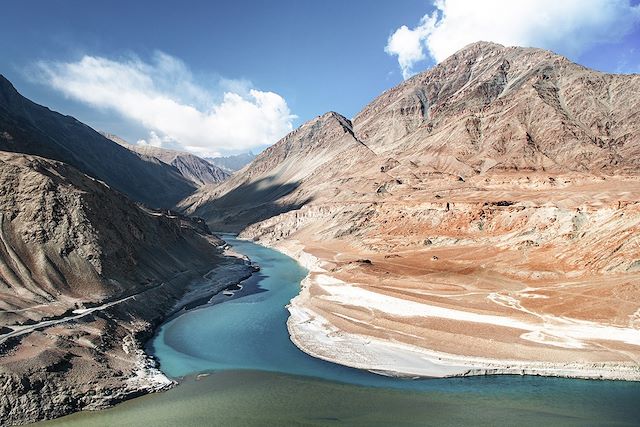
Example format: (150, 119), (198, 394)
(41, 234), (640, 426)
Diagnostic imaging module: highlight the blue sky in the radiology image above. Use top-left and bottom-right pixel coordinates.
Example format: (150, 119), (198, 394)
(1, 0), (639, 156)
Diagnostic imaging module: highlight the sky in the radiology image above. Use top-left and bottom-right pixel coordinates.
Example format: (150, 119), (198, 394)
(1, 0), (639, 157)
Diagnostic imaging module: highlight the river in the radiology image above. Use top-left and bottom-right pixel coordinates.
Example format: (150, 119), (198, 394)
(41, 234), (640, 426)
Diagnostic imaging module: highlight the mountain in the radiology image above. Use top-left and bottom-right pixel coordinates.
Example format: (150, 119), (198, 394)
(186, 43), (640, 229)
(181, 111), (376, 230)
(0, 78), (250, 424)
(0, 152), (251, 425)
(185, 43), (640, 379)
(352, 41), (640, 173)
(100, 133), (230, 186)
(206, 152), (256, 173)
(0, 75), (196, 208)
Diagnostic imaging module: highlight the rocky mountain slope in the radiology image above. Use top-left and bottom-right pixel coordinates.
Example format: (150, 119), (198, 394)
(101, 133), (230, 186)
(0, 76), (196, 208)
(0, 151), (251, 425)
(186, 42), (640, 379)
(186, 42), (640, 228)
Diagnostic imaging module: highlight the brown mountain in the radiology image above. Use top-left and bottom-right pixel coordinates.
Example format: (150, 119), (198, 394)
(100, 134), (230, 186)
(0, 77), (250, 424)
(185, 42), (640, 229)
(0, 75), (196, 208)
(0, 151), (251, 425)
(353, 41), (639, 173)
(185, 43), (640, 379)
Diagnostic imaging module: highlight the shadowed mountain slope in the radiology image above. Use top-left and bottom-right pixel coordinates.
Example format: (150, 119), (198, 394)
(0, 76), (196, 208)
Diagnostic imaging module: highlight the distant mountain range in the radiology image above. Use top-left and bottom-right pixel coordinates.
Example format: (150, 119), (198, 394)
(205, 152), (256, 173)
(100, 133), (230, 186)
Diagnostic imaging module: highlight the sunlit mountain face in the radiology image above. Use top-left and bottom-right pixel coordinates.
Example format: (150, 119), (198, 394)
(2, 1), (640, 425)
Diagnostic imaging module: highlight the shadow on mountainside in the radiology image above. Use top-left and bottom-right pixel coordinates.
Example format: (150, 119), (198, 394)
(197, 176), (311, 233)
(0, 75), (195, 208)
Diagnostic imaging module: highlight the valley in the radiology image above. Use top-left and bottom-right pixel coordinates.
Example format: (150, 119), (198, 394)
(0, 39), (639, 425)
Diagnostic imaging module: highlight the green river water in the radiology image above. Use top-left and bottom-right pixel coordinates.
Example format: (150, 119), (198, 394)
(40, 235), (640, 426)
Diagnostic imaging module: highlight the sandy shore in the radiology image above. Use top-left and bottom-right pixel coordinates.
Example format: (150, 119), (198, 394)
(248, 237), (640, 381)
(92, 249), (258, 411)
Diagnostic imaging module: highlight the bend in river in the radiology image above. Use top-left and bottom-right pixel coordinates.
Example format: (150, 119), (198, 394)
(39, 234), (640, 426)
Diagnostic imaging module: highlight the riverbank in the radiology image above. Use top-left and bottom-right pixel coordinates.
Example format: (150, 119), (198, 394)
(0, 244), (253, 426)
(36, 234), (640, 427)
(125, 246), (256, 393)
(239, 234), (640, 381)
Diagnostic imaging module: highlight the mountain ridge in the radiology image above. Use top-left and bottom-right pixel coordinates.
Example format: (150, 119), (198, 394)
(100, 133), (230, 186)
(352, 41), (639, 173)
(188, 42), (640, 380)
(181, 110), (377, 230)
(187, 42), (640, 228)
(0, 75), (196, 208)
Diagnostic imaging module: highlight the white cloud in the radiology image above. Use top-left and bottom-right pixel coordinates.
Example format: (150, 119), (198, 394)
(384, 14), (437, 79)
(137, 131), (174, 148)
(36, 52), (296, 156)
(386, 0), (640, 78)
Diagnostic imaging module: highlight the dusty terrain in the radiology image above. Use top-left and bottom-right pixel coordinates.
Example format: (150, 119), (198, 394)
(242, 173), (640, 379)
(191, 42), (640, 379)
(0, 152), (251, 425)
(0, 76), (195, 209)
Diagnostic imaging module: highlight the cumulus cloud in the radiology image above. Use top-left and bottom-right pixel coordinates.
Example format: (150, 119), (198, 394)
(36, 52), (295, 156)
(386, 0), (640, 78)
(384, 15), (438, 79)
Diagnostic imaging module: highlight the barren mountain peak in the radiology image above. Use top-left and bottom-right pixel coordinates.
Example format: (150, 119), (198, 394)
(353, 43), (639, 173)
(308, 111), (353, 132)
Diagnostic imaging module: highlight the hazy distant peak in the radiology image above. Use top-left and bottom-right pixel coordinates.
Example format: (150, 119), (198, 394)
(98, 131), (130, 147)
(206, 152), (257, 173)
(100, 131), (230, 186)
